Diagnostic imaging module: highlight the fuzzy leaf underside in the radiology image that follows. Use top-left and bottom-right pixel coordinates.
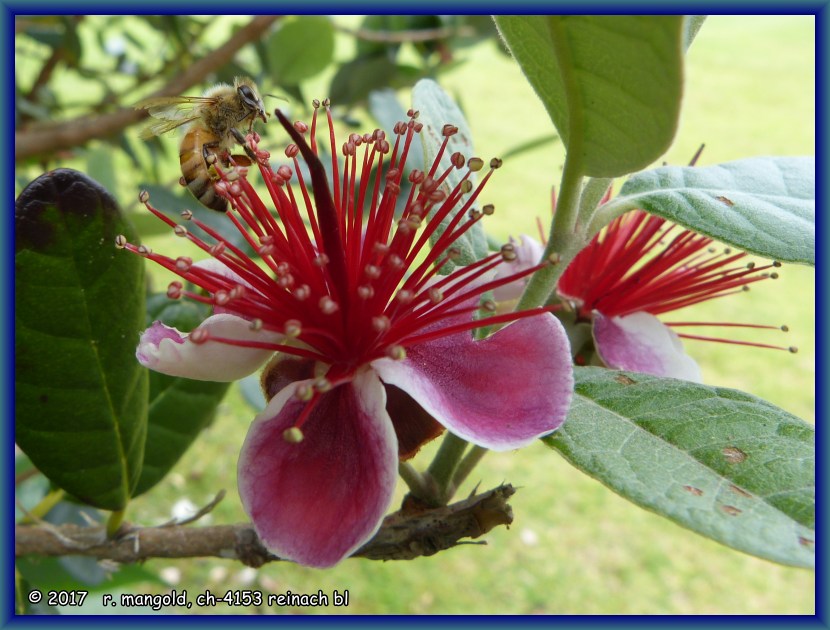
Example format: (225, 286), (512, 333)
(613, 156), (815, 265)
(545, 367), (814, 568)
(412, 79), (489, 273)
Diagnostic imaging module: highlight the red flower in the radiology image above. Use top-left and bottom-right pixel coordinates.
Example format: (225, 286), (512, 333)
(120, 103), (574, 567)
(556, 209), (795, 380)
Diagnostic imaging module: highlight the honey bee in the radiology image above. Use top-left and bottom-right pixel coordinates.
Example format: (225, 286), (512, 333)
(136, 77), (267, 212)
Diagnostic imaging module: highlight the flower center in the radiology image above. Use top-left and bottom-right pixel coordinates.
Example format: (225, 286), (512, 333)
(118, 101), (556, 390)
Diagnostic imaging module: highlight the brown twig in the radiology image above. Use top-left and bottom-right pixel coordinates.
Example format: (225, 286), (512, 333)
(15, 15), (281, 162)
(15, 484), (515, 566)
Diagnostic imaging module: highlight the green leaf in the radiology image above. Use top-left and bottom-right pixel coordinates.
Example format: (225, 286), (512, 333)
(608, 156), (815, 265)
(330, 56), (422, 106)
(356, 15), (406, 58)
(17, 556), (163, 593)
(412, 79), (489, 272)
(85, 145), (118, 196)
(268, 16), (335, 86)
(545, 367), (814, 568)
(15, 169), (148, 510)
(495, 16), (684, 177)
(132, 295), (231, 496)
(369, 88), (425, 166)
(59, 16), (82, 67)
(137, 184), (255, 255)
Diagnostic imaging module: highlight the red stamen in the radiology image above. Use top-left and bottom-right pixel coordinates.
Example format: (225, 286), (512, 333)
(122, 103), (559, 411)
(558, 207), (789, 353)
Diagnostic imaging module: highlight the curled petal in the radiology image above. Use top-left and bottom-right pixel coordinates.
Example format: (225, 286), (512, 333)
(192, 258), (248, 284)
(385, 385), (445, 460)
(592, 310), (702, 382)
(372, 313), (573, 450)
(492, 235), (545, 301)
(237, 370), (398, 568)
(191, 259), (253, 316)
(136, 313), (279, 381)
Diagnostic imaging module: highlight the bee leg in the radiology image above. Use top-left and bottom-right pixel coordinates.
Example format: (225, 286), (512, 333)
(231, 127), (257, 160)
(200, 140), (223, 169)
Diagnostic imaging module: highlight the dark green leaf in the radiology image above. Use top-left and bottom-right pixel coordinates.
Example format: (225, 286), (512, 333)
(405, 15), (445, 58)
(545, 367), (814, 568)
(117, 133), (142, 170)
(17, 556), (162, 592)
(15, 169), (148, 510)
(24, 23), (64, 49)
(253, 39), (272, 75)
(495, 16), (684, 177)
(356, 15), (404, 59)
(412, 79), (489, 272)
(330, 57), (421, 107)
(609, 156), (815, 265)
(137, 184), (255, 255)
(85, 146), (118, 197)
(132, 296), (231, 496)
(15, 572), (59, 616)
(451, 16), (501, 51)
(268, 16), (335, 86)
(59, 17), (82, 67)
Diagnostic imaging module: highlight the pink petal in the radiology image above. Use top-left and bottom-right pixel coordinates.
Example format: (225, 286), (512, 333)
(592, 310), (702, 382)
(492, 235), (545, 301)
(136, 313), (280, 381)
(191, 259), (250, 316)
(372, 313), (573, 450)
(237, 369), (398, 568)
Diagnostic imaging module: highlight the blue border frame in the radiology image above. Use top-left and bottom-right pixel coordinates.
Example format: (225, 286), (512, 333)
(6, 3), (826, 626)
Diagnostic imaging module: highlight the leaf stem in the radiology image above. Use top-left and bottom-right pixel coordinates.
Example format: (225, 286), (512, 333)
(18, 489), (65, 524)
(106, 509), (126, 538)
(398, 461), (431, 501)
(452, 446), (489, 490)
(577, 177), (613, 230)
(517, 151), (586, 310)
(586, 195), (635, 238)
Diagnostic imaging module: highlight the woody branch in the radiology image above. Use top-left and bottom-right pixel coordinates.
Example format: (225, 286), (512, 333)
(16, 485), (515, 566)
(15, 15), (281, 162)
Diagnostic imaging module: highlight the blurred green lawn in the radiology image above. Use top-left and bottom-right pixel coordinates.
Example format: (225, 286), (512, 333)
(32, 15), (815, 615)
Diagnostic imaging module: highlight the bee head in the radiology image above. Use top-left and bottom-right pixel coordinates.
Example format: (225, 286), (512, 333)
(236, 79), (267, 124)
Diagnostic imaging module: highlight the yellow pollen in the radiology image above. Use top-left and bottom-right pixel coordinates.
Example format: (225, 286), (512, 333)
(283, 427), (304, 444)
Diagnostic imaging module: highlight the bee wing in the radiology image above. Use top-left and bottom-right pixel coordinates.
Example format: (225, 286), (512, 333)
(138, 115), (201, 139)
(135, 95), (217, 138)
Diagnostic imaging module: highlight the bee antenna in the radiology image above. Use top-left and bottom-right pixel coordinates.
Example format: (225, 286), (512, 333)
(264, 93), (288, 102)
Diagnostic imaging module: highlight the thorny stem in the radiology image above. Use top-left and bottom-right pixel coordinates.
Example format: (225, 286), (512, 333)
(424, 432), (469, 505)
